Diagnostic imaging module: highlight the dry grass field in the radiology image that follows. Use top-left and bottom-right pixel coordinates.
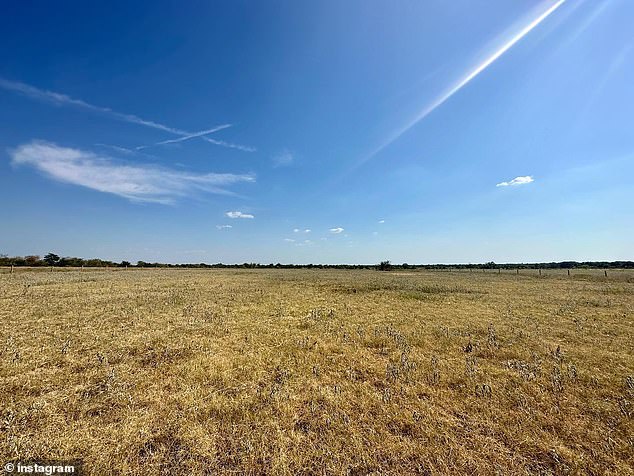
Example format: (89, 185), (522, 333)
(1, 268), (633, 475)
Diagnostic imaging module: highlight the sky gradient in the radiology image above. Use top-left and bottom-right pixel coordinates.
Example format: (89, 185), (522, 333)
(1, 0), (632, 264)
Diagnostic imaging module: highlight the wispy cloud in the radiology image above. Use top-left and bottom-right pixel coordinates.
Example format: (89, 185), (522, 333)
(496, 175), (534, 187)
(0, 77), (255, 152)
(329, 227), (344, 234)
(10, 141), (254, 204)
(293, 228), (311, 233)
(354, 0), (566, 169)
(226, 211), (254, 219)
(378, 219), (385, 224)
(273, 151), (294, 167)
(284, 238), (295, 242)
(216, 224), (233, 230)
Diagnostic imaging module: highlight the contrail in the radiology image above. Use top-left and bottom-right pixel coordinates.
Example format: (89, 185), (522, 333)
(201, 136), (257, 153)
(0, 77), (191, 135)
(0, 77), (255, 152)
(136, 124), (232, 150)
(355, 0), (566, 168)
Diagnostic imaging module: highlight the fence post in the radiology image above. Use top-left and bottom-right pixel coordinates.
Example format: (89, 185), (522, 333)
(498, 268), (501, 274)
(539, 269), (542, 276)
(516, 269), (519, 275)
(567, 269), (570, 277)
(604, 270), (608, 277)
(10, 265), (14, 274)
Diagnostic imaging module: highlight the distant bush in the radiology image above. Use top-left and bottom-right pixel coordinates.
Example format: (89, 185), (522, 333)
(377, 260), (393, 271)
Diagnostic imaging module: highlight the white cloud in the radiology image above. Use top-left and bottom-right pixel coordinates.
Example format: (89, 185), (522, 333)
(329, 227), (344, 234)
(293, 228), (300, 233)
(273, 151), (294, 167)
(216, 225), (232, 230)
(226, 211), (254, 219)
(0, 77), (255, 152)
(378, 219), (385, 224)
(304, 229), (311, 233)
(10, 141), (255, 204)
(284, 238), (295, 242)
(496, 175), (534, 187)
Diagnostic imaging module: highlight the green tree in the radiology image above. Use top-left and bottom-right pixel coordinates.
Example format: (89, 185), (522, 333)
(43, 253), (60, 266)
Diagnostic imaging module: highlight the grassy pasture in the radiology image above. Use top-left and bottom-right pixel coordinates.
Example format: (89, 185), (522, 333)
(1, 268), (632, 475)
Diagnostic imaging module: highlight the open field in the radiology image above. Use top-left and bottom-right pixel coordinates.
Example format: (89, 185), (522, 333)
(1, 269), (633, 475)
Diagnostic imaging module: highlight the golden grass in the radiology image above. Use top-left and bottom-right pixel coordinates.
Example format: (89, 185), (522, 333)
(1, 268), (633, 474)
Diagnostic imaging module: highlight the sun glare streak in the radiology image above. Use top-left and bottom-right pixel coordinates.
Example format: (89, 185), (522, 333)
(353, 0), (567, 170)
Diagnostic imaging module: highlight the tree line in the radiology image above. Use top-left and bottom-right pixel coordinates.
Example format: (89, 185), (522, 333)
(1, 254), (632, 270)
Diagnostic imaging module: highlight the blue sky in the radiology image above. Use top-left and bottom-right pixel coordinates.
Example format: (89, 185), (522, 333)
(1, 0), (632, 264)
